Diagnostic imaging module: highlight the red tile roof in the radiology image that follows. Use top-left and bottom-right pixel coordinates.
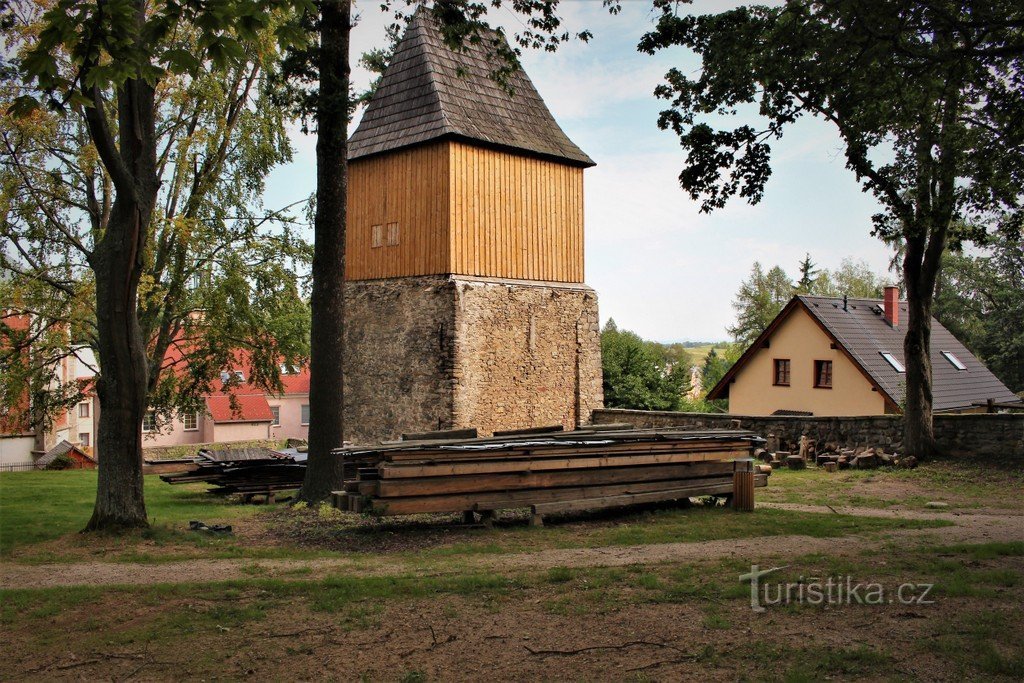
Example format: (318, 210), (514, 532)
(279, 371), (310, 395)
(205, 394), (274, 424)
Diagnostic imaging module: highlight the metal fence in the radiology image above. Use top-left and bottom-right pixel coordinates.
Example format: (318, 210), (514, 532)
(0, 462), (38, 472)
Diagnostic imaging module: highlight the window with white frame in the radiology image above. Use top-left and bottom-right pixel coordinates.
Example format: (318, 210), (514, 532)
(79, 432), (90, 447)
(880, 351), (906, 372)
(941, 351), (967, 370)
(270, 405), (281, 426)
(183, 412), (199, 431)
(78, 401), (90, 418)
(301, 404), (310, 425)
(142, 411), (156, 432)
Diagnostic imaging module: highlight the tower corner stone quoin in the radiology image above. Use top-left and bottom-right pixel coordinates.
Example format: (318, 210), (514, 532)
(340, 9), (603, 444)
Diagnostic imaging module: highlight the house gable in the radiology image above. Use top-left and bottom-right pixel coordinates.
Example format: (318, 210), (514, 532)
(709, 302), (889, 416)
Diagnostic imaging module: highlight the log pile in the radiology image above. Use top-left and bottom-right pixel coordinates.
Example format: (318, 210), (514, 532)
(330, 427), (769, 522)
(755, 440), (917, 471)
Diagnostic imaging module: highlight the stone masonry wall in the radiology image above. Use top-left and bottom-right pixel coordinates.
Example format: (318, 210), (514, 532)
(342, 276), (604, 445)
(343, 277), (457, 445)
(452, 277), (603, 436)
(592, 408), (1024, 459)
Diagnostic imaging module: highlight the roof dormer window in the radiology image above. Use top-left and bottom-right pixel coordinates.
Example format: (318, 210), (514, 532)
(880, 352), (905, 373)
(941, 351), (967, 370)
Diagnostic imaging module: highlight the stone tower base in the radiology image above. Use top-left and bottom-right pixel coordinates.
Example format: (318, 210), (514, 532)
(343, 276), (603, 445)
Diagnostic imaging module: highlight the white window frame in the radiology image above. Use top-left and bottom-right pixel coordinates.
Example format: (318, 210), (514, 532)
(78, 401), (90, 418)
(79, 432), (90, 447)
(941, 351), (967, 370)
(270, 405), (281, 427)
(880, 352), (906, 373)
(301, 404), (310, 426)
(142, 411), (157, 433)
(183, 412), (199, 431)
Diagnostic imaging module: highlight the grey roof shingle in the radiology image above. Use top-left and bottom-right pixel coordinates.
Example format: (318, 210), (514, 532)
(35, 440), (95, 468)
(798, 295), (1019, 411)
(348, 8), (595, 167)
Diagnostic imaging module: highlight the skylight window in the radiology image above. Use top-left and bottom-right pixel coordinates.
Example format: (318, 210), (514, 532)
(880, 352), (905, 372)
(941, 351), (967, 370)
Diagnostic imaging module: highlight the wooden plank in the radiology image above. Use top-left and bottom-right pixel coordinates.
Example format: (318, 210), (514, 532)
(401, 427), (479, 441)
(366, 476), (737, 515)
(375, 461), (737, 498)
(378, 449), (750, 479)
(382, 440), (753, 462)
(533, 474), (768, 515)
(492, 425), (565, 437)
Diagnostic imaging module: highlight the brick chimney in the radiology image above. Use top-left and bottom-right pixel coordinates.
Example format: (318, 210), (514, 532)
(883, 286), (900, 327)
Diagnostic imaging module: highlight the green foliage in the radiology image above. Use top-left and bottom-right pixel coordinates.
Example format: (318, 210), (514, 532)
(811, 258), (887, 299)
(794, 253), (818, 294)
(639, 0), (1024, 450)
(726, 257), (888, 351)
(934, 234), (1024, 392)
(699, 346), (739, 407)
(600, 319), (690, 411)
(1, 7), (312, 426)
(727, 262), (792, 346)
(44, 453), (73, 471)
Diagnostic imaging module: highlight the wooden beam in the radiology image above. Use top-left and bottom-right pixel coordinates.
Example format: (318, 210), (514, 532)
(374, 461), (737, 498)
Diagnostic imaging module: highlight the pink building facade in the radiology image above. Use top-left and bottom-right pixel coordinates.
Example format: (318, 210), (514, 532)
(142, 369), (310, 450)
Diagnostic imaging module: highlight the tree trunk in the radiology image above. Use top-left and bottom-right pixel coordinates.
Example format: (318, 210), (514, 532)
(298, 0), (350, 503)
(901, 226), (942, 459)
(85, 78), (158, 531)
(902, 287), (937, 458)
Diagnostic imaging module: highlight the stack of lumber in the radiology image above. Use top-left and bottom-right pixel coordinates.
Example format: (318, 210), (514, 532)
(160, 447), (304, 499)
(331, 426), (769, 519)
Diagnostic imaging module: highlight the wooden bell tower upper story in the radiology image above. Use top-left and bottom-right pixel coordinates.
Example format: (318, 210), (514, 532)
(345, 9), (595, 283)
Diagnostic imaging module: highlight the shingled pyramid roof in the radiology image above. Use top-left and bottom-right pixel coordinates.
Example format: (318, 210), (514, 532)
(348, 9), (595, 167)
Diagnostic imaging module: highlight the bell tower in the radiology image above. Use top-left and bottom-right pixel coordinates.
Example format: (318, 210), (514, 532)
(342, 8), (603, 443)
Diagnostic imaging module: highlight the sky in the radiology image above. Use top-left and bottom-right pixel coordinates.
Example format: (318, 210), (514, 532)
(262, 0), (897, 343)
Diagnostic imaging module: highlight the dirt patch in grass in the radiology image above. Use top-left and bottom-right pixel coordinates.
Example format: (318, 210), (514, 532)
(4, 545), (1022, 681)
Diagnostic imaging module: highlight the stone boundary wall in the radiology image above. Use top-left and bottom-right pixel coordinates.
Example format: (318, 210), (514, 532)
(592, 409), (1024, 458)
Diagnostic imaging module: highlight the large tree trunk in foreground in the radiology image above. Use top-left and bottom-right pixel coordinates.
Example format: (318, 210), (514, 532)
(902, 288), (937, 458)
(298, 0), (351, 503)
(901, 221), (945, 460)
(85, 77), (158, 531)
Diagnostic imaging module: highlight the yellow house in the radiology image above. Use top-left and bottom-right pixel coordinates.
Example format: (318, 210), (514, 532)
(707, 288), (1020, 416)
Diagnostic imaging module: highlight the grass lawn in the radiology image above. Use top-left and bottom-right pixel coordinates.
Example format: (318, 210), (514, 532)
(758, 457), (1024, 511)
(0, 470), (261, 558)
(0, 469), (950, 565)
(1, 462), (1021, 680)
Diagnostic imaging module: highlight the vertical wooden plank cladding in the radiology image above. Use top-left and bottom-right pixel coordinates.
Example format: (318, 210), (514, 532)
(347, 140), (584, 282)
(345, 142), (450, 280)
(446, 141), (584, 282)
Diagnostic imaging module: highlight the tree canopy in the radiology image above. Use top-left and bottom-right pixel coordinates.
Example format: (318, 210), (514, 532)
(639, 0), (1023, 455)
(601, 319), (690, 411)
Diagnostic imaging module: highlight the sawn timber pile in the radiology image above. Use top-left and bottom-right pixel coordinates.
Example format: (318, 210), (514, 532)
(331, 427), (769, 518)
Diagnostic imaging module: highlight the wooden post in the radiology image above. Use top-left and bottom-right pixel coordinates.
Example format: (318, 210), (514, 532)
(462, 510), (476, 525)
(732, 459), (755, 512)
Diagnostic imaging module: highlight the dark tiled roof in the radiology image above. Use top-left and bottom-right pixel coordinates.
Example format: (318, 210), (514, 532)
(348, 8), (594, 167)
(35, 440), (95, 468)
(798, 295), (1018, 411)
